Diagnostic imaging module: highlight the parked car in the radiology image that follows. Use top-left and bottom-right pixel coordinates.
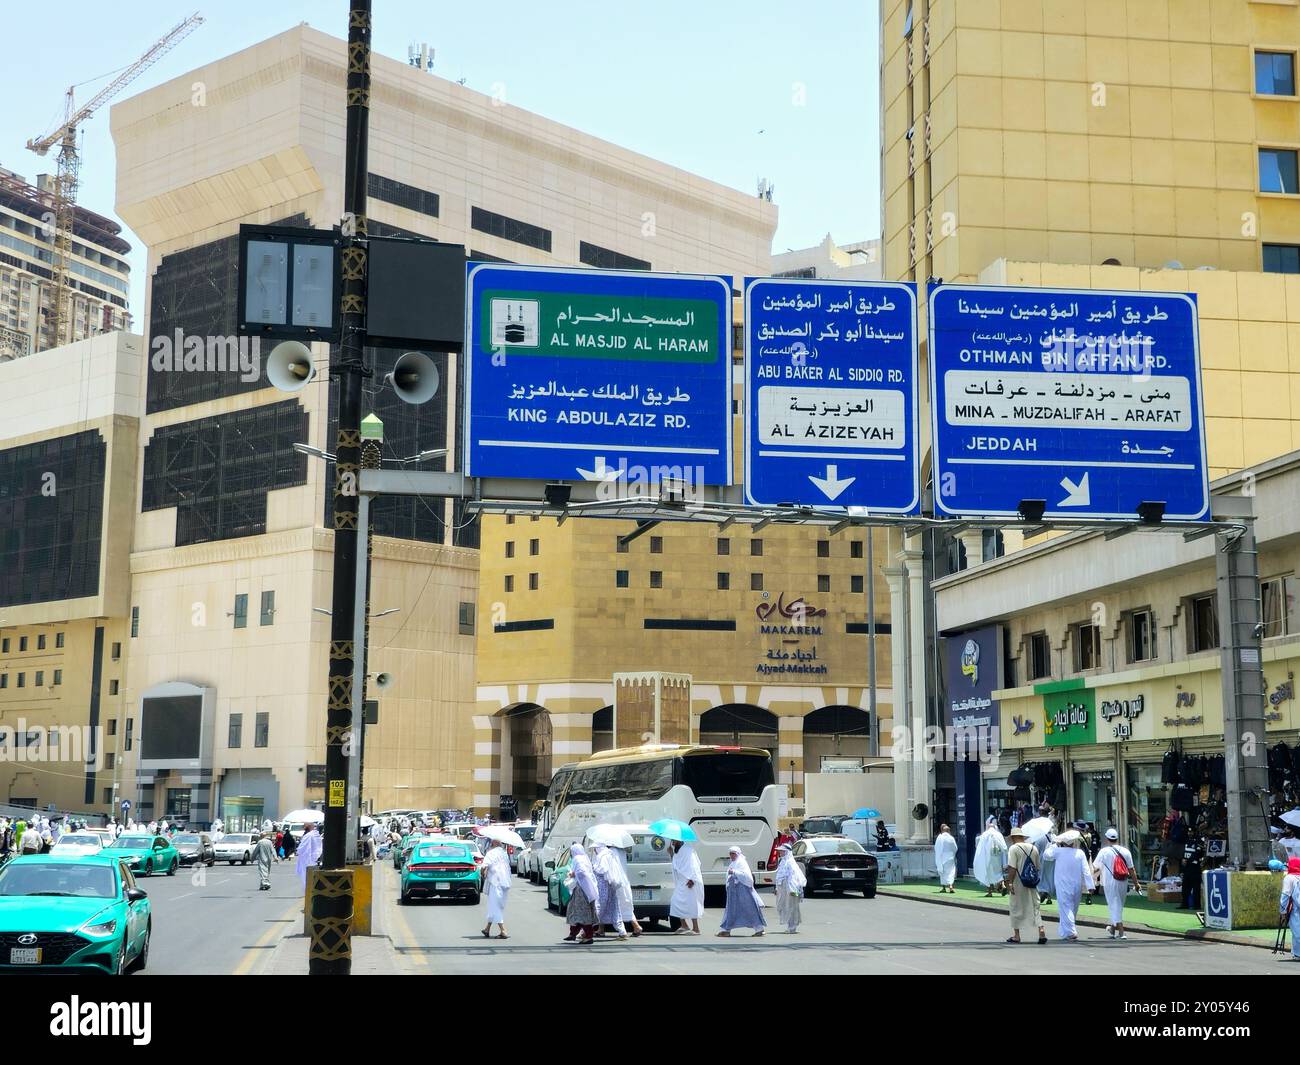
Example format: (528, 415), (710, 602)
(212, 833), (256, 865)
(792, 835), (877, 898)
(393, 831), (431, 870)
(509, 824), (536, 871)
(546, 846), (573, 913)
(799, 814), (849, 836)
(48, 833), (105, 858)
(172, 832), (215, 867)
(105, 833), (180, 878)
(0, 854), (151, 974)
(399, 840), (481, 904)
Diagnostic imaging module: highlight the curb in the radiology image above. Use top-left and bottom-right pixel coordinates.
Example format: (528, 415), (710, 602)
(876, 886), (1278, 951)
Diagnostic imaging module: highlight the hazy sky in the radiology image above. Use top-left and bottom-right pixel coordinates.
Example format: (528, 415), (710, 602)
(3, 1), (879, 322)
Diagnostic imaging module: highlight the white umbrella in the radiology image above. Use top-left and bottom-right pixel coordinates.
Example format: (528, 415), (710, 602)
(1020, 816), (1055, 838)
(1053, 829), (1082, 845)
(478, 824), (525, 849)
(359, 815), (376, 829)
(586, 823), (635, 849)
(282, 809), (325, 824)
(1280, 809), (1300, 829)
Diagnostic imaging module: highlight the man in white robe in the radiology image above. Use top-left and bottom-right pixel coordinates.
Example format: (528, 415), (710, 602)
(1044, 834), (1093, 940)
(480, 839), (511, 939)
(669, 839), (704, 934)
(934, 824), (958, 892)
(1092, 827), (1140, 940)
(972, 817), (1007, 896)
(773, 842), (806, 933)
(295, 822), (323, 889)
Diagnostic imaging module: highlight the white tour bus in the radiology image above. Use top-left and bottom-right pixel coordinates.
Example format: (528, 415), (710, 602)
(532, 744), (785, 890)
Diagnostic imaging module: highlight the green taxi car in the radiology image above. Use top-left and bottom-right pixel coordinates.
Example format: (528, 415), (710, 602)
(545, 847), (573, 912)
(393, 831), (429, 870)
(0, 854), (151, 974)
(105, 833), (180, 877)
(399, 840), (480, 904)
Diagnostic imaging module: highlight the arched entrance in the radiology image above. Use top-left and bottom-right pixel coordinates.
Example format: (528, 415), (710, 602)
(504, 704), (553, 807)
(802, 705), (873, 771)
(699, 704), (778, 760)
(591, 705), (614, 753)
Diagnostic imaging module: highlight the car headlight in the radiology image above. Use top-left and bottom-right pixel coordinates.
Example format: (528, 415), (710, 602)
(81, 918), (117, 936)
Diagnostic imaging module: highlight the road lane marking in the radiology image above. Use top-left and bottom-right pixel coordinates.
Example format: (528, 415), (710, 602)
(233, 900), (303, 976)
(377, 864), (429, 970)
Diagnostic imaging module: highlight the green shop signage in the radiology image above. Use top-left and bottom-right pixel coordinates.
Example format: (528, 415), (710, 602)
(1039, 680), (1096, 747)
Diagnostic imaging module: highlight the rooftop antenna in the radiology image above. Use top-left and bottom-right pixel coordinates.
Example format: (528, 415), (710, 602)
(407, 42), (434, 73)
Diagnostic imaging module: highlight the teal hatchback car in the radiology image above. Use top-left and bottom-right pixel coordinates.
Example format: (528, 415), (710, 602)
(399, 840), (480, 904)
(0, 855), (151, 974)
(105, 833), (180, 877)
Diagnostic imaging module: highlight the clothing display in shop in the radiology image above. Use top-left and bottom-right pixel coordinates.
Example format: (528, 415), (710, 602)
(1170, 785), (1195, 812)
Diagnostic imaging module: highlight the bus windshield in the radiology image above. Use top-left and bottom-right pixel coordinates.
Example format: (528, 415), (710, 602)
(679, 751), (774, 802)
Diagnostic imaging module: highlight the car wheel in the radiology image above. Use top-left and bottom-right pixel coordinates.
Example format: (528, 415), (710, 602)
(863, 887), (877, 899)
(143, 860), (152, 877)
(131, 921), (151, 973)
(399, 890), (409, 905)
(242, 853), (250, 865)
(116, 942), (130, 976)
(832, 887), (844, 897)
(229, 860), (236, 866)
(166, 859), (177, 876)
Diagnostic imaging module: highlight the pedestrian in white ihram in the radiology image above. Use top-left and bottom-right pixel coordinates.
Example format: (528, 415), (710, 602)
(1092, 828), (1141, 940)
(773, 842), (806, 933)
(972, 816), (1008, 897)
(480, 838), (511, 939)
(934, 824), (958, 893)
(669, 839), (705, 934)
(602, 842), (643, 939)
(254, 832), (276, 891)
(1044, 832), (1094, 941)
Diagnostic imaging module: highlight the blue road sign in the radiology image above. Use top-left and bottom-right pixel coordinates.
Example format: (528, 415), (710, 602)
(929, 285), (1208, 520)
(120, 800), (131, 811)
(743, 278), (920, 511)
(464, 264), (732, 485)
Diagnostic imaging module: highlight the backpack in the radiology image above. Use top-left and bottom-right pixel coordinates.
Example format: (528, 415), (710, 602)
(1111, 850), (1130, 881)
(1017, 845), (1041, 888)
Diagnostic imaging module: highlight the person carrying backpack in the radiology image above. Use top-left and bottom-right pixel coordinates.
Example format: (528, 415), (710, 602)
(1093, 827), (1142, 940)
(1003, 826), (1046, 944)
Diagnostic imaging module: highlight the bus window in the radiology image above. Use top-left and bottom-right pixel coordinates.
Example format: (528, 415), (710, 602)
(678, 751), (774, 802)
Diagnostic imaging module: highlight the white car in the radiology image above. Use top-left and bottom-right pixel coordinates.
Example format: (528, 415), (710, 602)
(212, 832), (256, 864)
(510, 823), (537, 872)
(48, 832), (105, 857)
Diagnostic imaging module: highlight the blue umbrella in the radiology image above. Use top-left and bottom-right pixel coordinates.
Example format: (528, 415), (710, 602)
(648, 818), (698, 842)
(853, 807), (881, 819)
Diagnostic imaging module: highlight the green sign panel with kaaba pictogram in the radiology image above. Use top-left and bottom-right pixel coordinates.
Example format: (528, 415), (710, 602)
(1040, 680), (1096, 747)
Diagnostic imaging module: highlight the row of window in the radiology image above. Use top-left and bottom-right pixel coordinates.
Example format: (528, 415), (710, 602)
(231, 591), (276, 629)
(227, 712), (270, 749)
(1, 631), (66, 653)
(503, 573), (541, 592)
(611, 570), (868, 593)
(604, 535), (868, 559)
(0, 669), (64, 689)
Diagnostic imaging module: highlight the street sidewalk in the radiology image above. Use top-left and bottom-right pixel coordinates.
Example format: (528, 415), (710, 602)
(265, 932), (412, 975)
(880, 877), (1282, 950)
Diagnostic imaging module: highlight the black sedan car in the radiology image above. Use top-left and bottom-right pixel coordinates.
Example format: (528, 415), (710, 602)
(171, 832), (215, 867)
(792, 835), (877, 898)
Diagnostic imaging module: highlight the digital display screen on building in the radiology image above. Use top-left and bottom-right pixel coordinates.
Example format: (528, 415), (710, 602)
(140, 695), (202, 761)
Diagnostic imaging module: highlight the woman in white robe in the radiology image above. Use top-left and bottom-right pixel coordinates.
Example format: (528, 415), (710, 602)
(773, 842), (806, 933)
(295, 823), (323, 889)
(934, 825), (958, 892)
(605, 843), (642, 938)
(1280, 857), (1300, 961)
(1044, 833), (1093, 941)
(564, 843), (600, 944)
(669, 839), (705, 934)
(717, 846), (766, 937)
(480, 839), (512, 939)
(972, 817), (1007, 896)
(591, 844), (619, 938)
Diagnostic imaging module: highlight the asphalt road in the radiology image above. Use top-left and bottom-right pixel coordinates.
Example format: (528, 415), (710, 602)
(373, 862), (1297, 976)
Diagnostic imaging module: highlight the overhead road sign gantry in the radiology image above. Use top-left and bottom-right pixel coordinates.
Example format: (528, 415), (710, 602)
(929, 284), (1209, 522)
(743, 277), (920, 512)
(464, 263), (733, 486)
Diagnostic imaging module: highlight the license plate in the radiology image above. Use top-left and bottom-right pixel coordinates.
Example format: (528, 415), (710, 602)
(9, 948), (40, 964)
(841, 870), (855, 879)
(633, 887), (653, 902)
(435, 882), (450, 890)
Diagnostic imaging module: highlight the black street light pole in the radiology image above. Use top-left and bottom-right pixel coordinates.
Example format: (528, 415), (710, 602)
(308, 0), (371, 976)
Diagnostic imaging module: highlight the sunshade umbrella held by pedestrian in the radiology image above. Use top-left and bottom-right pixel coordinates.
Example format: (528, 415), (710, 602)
(647, 818), (698, 842)
(853, 808), (881, 819)
(1279, 809), (1300, 829)
(1021, 816), (1056, 840)
(1053, 829), (1081, 845)
(478, 825), (525, 849)
(359, 815), (376, 830)
(587, 824), (635, 849)
(281, 809), (325, 824)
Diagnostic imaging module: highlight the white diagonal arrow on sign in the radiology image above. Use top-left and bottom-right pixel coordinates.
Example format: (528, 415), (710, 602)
(1057, 472), (1090, 507)
(809, 464), (856, 501)
(576, 456), (618, 482)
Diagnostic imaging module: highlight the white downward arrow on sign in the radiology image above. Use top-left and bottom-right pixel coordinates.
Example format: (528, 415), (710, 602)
(809, 464), (856, 501)
(1058, 472), (1090, 507)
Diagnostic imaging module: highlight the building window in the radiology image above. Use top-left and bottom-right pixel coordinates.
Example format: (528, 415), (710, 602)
(255, 712), (269, 748)
(260, 590), (276, 626)
(0, 675), (6, 689)
(53, 669), (62, 686)
(233, 593), (248, 629)
(16, 674), (24, 689)
(34, 671), (43, 687)
(18, 637), (26, 652)
(717, 538), (730, 555)
(616, 537), (628, 554)
(36, 634), (45, 650)
(102, 787), (113, 805)
(616, 570), (629, 588)
(529, 538), (539, 556)
(125, 718), (133, 751)
(55, 632), (64, 648)
(109, 679), (118, 695)
(111, 642), (121, 661)
(470, 206), (552, 252)
(1264, 244), (1300, 273)
(1256, 50), (1297, 95)
(131, 607), (139, 638)
(717, 572), (730, 590)
(650, 571), (663, 589)
(818, 575), (831, 593)
(458, 601), (476, 635)
(105, 753), (115, 770)
(1027, 632), (1051, 680)
(506, 515), (515, 525)
(505, 541), (515, 558)
(751, 573), (764, 591)
(1260, 147), (1300, 194)
(1, 638), (6, 653)
(578, 240), (650, 271)
(505, 575), (514, 592)
(367, 172), (440, 218)
(528, 572), (539, 591)
(650, 536), (663, 554)
(1127, 609), (1157, 663)
(982, 529), (1006, 562)
(107, 719), (116, 736)
(750, 539), (763, 557)
(1261, 575), (1297, 638)
(1073, 622), (1102, 671)
(1188, 593), (1220, 652)
(851, 575), (864, 593)
(228, 714), (242, 748)
(817, 540), (830, 558)
(851, 541), (864, 559)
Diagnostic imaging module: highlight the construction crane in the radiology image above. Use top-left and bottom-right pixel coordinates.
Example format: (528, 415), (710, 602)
(26, 11), (204, 351)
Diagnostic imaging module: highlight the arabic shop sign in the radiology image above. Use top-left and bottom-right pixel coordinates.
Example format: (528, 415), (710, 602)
(1043, 687), (1096, 747)
(1099, 694), (1145, 739)
(756, 593), (828, 676)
